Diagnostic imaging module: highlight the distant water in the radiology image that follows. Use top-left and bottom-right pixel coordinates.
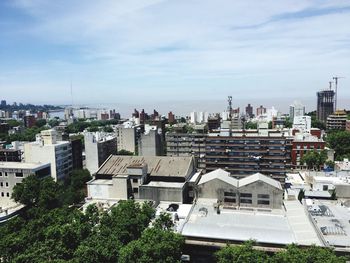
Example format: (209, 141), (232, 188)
(50, 111), (65, 119)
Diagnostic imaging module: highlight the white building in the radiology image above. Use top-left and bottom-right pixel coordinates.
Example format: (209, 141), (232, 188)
(293, 116), (312, 133)
(84, 132), (117, 174)
(24, 130), (72, 181)
(0, 162), (51, 209)
(115, 121), (141, 153)
(290, 101), (305, 121)
(190, 112), (197, 124)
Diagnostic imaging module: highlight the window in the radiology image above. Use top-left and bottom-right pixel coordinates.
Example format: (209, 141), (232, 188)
(0, 182), (3, 187)
(224, 197), (236, 203)
(133, 188), (139, 194)
(240, 193), (252, 198)
(132, 179), (138, 183)
(5, 182), (9, 187)
(1, 192), (3, 197)
(258, 200), (270, 205)
(0, 172), (2, 176)
(323, 185), (329, 191)
(258, 194), (269, 199)
(15, 172), (23, 177)
(6, 192), (9, 197)
(240, 199), (252, 204)
(224, 192), (236, 197)
(5, 172), (8, 177)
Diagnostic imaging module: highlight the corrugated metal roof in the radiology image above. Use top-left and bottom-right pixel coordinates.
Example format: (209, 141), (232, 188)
(198, 169), (238, 187)
(97, 155), (194, 177)
(239, 173), (282, 189)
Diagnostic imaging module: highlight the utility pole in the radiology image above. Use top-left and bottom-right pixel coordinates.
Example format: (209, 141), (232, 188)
(332, 76), (344, 112)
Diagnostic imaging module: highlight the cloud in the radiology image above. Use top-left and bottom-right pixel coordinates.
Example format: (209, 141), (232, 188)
(1, 0), (350, 111)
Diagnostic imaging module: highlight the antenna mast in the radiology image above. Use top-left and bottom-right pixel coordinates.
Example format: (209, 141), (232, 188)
(227, 96), (232, 120)
(332, 76), (344, 112)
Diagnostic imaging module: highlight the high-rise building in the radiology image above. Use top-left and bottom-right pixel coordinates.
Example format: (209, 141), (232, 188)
(0, 100), (6, 108)
(317, 90), (334, 122)
(84, 132), (117, 174)
(289, 101), (305, 121)
(245, 104), (253, 118)
(116, 122), (142, 154)
(205, 129), (292, 184)
(24, 130), (72, 181)
(256, 105), (266, 116)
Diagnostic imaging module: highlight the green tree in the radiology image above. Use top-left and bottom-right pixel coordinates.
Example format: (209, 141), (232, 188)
(245, 122), (257, 129)
(119, 227), (184, 263)
(273, 244), (347, 263)
(326, 131), (350, 160)
(62, 169), (92, 205)
(215, 240), (269, 263)
(35, 119), (47, 128)
(153, 212), (174, 230)
(300, 150), (327, 170)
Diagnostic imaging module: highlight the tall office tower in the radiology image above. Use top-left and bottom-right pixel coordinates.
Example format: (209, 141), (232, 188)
(317, 90), (334, 122)
(0, 100), (6, 108)
(289, 101), (305, 121)
(245, 104), (253, 118)
(256, 105), (267, 116)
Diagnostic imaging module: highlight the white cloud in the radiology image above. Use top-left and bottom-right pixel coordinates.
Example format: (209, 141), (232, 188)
(1, 0), (350, 110)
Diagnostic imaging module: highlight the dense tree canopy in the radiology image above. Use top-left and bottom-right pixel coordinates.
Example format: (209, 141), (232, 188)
(326, 131), (350, 160)
(216, 242), (347, 263)
(1, 173), (185, 263)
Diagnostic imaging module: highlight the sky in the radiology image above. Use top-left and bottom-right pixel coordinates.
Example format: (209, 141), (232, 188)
(0, 0), (350, 115)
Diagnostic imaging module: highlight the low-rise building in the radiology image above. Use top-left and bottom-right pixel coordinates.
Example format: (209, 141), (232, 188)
(0, 162), (51, 209)
(87, 156), (195, 203)
(326, 110), (347, 130)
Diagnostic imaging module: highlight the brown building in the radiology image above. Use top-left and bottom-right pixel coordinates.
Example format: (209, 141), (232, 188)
(205, 130), (292, 184)
(168, 111), (175, 124)
(256, 105), (266, 116)
(23, 115), (36, 128)
(291, 134), (325, 168)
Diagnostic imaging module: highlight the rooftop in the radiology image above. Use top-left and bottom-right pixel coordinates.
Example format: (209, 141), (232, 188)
(143, 181), (185, 188)
(97, 155), (194, 178)
(0, 162), (50, 170)
(181, 199), (295, 245)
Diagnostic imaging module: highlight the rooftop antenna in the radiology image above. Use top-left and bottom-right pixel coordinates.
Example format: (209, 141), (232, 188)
(329, 81), (332, 90)
(332, 76), (345, 111)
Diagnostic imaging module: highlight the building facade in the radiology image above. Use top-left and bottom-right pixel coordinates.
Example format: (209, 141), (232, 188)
(0, 162), (51, 208)
(24, 130), (72, 181)
(205, 130), (292, 184)
(84, 132), (117, 174)
(317, 90), (334, 122)
(326, 110), (347, 130)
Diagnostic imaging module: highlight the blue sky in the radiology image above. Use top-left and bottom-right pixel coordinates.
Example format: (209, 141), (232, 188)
(0, 0), (350, 114)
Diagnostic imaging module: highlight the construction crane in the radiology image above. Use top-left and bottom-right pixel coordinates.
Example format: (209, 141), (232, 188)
(332, 76), (345, 111)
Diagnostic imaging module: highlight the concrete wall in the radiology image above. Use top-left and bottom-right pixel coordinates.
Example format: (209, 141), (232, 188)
(138, 130), (161, 156)
(197, 179), (238, 202)
(334, 184), (350, 199)
(139, 185), (184, 204)
(116, 127), (136, 153)
(239, 181), (283, 209)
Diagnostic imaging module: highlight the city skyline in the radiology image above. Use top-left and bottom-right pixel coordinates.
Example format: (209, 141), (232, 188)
(1, 0), (350, 107)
